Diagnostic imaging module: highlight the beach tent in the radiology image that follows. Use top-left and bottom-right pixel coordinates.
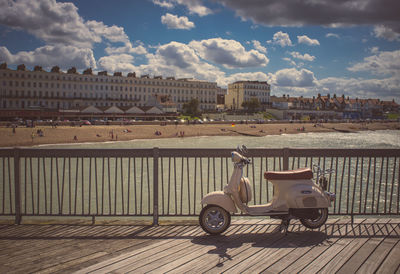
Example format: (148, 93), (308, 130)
(80, 105), (103, 114)
(104, 106), (124, 114)
(143, 106), (164, 114)
(124, 106), (145, 114)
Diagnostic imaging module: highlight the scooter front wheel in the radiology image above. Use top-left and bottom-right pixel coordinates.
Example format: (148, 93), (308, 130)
(199, 205), (231, 235)
(300, 208), (328, 229)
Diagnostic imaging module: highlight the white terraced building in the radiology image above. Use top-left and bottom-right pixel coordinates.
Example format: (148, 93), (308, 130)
(0, 63), (221, 112)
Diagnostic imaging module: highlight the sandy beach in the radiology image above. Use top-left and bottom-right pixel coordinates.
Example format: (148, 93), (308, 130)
(1, 121), (399, 148)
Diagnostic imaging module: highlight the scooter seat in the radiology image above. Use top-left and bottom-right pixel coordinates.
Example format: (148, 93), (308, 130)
(264, 168), (313, 180)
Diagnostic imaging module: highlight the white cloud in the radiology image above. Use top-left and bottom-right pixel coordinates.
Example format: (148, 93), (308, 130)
(290, 51), (316, 61)
(0, 0), (131, 48)
(267, 31), (293, 47)
(86, 20), (129, 43)
(347, 50), (400, 76)
(189, 38), (269, 68)
(318, 76), (400, 101)
(98, 54), (137, 72)
(152, 0), (212, 16)
(161, 13), (195, 29)
(0, 0), (97, 47)
(282, 57), (297, 67)
(105, 42), (147, 55)
(369, 47), (379, 54)
(220, 71), (270, 87)
(373, 25), (400, 41)
(272, 68), (317, 87)
(145, 42), (225, 81)
(297, 35), (320, 46)
(152, 0), (174, 9)
(326, 33), (340, 39)
(0, 45), (96, 69)
(252, 40), (267, 53)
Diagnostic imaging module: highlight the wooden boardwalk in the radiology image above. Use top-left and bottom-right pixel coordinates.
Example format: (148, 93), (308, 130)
(0, 218), (399, 273)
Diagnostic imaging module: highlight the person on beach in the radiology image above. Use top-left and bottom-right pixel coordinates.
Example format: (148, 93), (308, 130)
(73, 135), (78, 141)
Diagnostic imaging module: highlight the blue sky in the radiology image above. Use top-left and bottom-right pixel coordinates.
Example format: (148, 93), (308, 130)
(0, 0), (399, 101)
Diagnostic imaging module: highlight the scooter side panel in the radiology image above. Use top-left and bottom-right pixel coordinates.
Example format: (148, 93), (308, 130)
(201, 191), (238, 213)
(287, 184), (330, 208)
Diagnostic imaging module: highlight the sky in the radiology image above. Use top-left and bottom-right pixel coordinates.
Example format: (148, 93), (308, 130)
(0, 0), (399, 101)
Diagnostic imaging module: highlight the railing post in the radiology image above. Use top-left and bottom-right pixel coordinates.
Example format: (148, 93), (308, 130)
(283, 147), (289, 171)
(14, 148), (21, 225)
(152, 147), (159, 226)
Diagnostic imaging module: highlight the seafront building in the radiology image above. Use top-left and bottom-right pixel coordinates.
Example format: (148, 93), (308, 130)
(0, 63), (221, 120)
(225, 80), (271, 110)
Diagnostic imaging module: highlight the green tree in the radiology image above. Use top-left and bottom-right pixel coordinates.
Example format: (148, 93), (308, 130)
(242, 98), (261, 113)
(182, 98), (200, 117)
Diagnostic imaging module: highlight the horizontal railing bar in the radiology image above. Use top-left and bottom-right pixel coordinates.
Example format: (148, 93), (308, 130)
(1, 148), (400, 158)
(158, 148), (285, 157)
(287, 148), (400, 157)
(17, 149), (154, 158)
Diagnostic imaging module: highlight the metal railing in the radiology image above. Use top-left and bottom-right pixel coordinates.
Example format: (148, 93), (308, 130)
(0, 148), (399, 225)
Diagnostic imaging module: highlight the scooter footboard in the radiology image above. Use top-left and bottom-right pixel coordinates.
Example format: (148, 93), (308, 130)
(201, 191), (238, 213)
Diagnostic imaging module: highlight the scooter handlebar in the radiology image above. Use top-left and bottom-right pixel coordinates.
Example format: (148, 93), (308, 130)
(231, 151), (251, 165)
(242, 157), (251, 165)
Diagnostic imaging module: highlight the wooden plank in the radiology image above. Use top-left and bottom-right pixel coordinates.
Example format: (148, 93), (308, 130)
(0, 219), (398, 274)
(139, 220), (270, 273)
(216, 219), (337, 274)
(299, 218), (376, 273)
(316, 219), (390, 274)
(279, 218), (365, 273)
(336, 219), (396, 274)
(200, 220), (306, 273)
(263, 219), (343, 273)
(75, 225), (204, 273)
(0, 225), (185, 273)
(177, 219), (298, 273)
(148, 219), (277, 273)
(375, 240), (400, 274)
(356, 238), (398, 273)
(36, 252), (109, 274)
(78, 239), (194, 273)
(356, 219), (400, 274)
(115, 239), (206, 273)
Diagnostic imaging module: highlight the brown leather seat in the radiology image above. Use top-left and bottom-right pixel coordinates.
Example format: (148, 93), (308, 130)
(264, 168), (313, 180)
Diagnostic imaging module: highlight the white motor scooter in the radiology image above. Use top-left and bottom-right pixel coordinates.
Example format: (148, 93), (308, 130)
(199, 146), (336, 234)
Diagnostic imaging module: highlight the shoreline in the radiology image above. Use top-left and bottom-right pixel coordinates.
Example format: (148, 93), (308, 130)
(0, 121), (399, 148)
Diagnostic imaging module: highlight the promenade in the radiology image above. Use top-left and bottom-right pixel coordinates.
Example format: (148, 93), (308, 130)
(0, 218), (399, 273)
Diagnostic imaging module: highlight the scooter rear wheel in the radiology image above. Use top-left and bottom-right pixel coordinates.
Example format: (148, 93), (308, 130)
(300, 208), (328, 229)
(199, 205), (231, 235)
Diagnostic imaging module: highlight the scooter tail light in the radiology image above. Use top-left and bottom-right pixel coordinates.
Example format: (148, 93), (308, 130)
(325, 191), (336, 202)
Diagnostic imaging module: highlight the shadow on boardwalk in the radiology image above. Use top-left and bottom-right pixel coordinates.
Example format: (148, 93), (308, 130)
(0, 218), (399, 273)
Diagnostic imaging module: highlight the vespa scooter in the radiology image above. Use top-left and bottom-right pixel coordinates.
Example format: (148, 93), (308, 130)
(199, 146), (336, 234)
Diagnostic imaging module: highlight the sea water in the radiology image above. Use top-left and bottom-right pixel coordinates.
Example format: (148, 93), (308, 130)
(40, 130), (400, 149)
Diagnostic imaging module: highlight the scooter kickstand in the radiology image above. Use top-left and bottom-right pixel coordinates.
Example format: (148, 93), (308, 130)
(280, 218), (290, 235)
(273, 218), (291, 235)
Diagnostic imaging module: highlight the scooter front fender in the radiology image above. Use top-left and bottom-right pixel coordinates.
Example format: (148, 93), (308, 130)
(201, 191), (238, 213)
